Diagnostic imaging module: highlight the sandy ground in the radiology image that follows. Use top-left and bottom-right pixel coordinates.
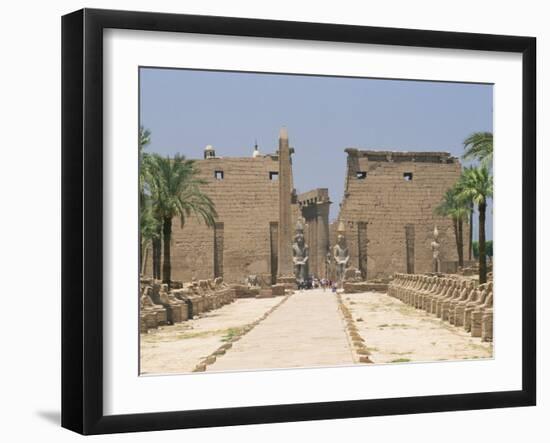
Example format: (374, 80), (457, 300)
(207, 289), (354, 372)
(140, 296), (284, 374)
(343, 292), (493, 364)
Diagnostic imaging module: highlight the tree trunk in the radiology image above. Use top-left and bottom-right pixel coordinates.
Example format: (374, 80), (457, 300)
(152, 239), (157, 279)
(452, 218), (460, 268)
(152, 236), (161, 280)
(141, 244), (149, 276)
(457, 218), (464, 268)
(139, 233), (142, 273)
(162, 217), (172, 287)
(468, 202), (473, 261)
(478, 201), (487, 284)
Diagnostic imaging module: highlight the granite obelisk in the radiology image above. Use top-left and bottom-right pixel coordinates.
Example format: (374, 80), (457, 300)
(277, 127), (294, 280)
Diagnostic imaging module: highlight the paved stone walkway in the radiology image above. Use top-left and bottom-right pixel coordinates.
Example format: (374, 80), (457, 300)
(207, 289), (354, 372)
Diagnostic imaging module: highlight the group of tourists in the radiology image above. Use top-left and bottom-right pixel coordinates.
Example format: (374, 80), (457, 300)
(297, 277), (338, 293)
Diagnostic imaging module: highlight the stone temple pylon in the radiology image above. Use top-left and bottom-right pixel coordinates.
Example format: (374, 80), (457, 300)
(277, 127), (296, 288)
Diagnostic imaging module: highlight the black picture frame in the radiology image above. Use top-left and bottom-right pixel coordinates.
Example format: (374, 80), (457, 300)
(61, 8), (536, 435)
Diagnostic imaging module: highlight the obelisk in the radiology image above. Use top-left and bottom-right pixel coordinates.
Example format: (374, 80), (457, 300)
(277, 127), (294, 280)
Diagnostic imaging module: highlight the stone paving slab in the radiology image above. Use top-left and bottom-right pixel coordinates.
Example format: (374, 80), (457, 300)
(207, 289), (354, 372)
(140, 297), (284, 375)
(344, 292), (493, 364)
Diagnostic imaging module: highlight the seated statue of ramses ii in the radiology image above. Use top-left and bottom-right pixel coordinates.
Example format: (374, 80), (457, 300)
(333, 231), (349, 283)
(292, 220), (309, 284)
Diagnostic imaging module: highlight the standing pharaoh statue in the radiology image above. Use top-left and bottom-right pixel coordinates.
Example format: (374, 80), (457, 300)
(431, 226), (441, 273)
(292, 219), (309, 284)
(333, 221), (350, 284)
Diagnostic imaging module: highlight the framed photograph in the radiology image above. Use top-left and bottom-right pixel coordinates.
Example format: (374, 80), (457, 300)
(61, 8), (536, 435)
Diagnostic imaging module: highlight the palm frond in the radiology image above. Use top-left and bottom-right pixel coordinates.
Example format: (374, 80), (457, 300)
(456, 165), (493, 207)
(139, 126), (151, 153)
(463, 131), (493, 167)
(434, 183), (471, 221)
(143, 153), (218, 231)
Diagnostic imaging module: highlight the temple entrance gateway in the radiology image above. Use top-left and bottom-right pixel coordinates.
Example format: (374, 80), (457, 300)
(159, 131), (465, 284)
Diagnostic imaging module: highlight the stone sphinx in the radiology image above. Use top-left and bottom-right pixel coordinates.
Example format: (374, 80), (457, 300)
(140, 286), (167, 332)
(245, 274), (260, 288)
(428, 278), (450, 314)
(158, 283), (188, 324)
(447, 280), (471, 324)
(292, 219), (309, 283)
(471, 281), (493, 337)
(422, 276), (442, 310)
(414, 276), (433, 308)
(404, 275), (419, 305)
(453, 281), (477, 327)
(480, 282), (494, 342)
(411, 275), (428, 306)
(439, 279), (463, 321)
(463, 284), (486, 332)
(333, 221), (350, 283)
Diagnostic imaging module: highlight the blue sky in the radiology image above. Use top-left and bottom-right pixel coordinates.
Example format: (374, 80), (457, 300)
(140, 68), (493, 239)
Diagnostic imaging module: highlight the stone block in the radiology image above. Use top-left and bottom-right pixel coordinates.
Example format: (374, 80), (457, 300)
(256, 289), (274, 298)
(271, 284), (286, 296)
(231, 284), (260, 298)
(481, 310), (493, 342)
(454, 305), (466, 327)
(140, 311), (158, 332)
(471, 310), (483, 337)
(155, 309), (167, 325)
(343, 281), (388, 293)
(276, 276), (297, 290)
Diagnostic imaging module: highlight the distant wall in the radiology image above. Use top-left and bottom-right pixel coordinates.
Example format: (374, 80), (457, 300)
(336, 149), (468, 278)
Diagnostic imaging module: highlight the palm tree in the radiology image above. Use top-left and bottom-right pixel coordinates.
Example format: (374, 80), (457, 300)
(467, 200), (474, 261)
(463, 131), (493, 168)
(140, 199), (160, 275)
(139, 126), (153, 270)
(463, 131), (493, 261)
(435, 185), (470, 268)
(148, 154), (217, 286)
(457, 166), (493, 284)
(139, 126), (152, 197)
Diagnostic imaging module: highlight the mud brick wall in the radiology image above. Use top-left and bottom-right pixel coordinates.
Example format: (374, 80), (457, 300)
(337, 149), (468, 278)
(147, 154), (300, 284)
